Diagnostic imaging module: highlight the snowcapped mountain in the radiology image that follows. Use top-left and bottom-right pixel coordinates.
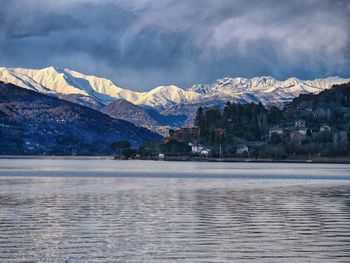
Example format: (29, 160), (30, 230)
(0, 66), (199, 108)
(0, 66), (349, 131)
(135, 85), (201, 108)
(188, 76), (350, 107)
(1, 66), (348, 110)
(0, 66), (142, 108)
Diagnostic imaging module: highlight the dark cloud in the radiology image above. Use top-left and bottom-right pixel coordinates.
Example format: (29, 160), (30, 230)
(9, 14), (85, 39)
(0, 0), (349, 90)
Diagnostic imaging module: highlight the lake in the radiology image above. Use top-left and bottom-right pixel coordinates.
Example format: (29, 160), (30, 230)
(1, 159), (350, 262)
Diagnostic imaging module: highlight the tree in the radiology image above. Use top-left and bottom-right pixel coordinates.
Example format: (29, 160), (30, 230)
(194, 107), (206, 138)
(138, 143), (160, 157)
(111, 140), (131, 156)
(122, 148), (137, 159)
(194, 107), (204, 127)
(160, 140), (191, 156)
(268, 106), (283, 124)
(270, 133), (283, 144)
(306, 129), (312, 137)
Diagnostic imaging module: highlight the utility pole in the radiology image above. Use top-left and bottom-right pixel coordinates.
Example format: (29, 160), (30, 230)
(219, 143), (222, 159)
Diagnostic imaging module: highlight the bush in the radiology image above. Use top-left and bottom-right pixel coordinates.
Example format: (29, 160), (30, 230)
(122, 148), (137, 159)
(257, 145), (288, 159)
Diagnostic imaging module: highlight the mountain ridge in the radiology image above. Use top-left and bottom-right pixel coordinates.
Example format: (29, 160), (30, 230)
(0, 81), (161, 155)
(100, 99), (187, 135)
(1, 66), (349, 132)
(1, 66), (349, 110)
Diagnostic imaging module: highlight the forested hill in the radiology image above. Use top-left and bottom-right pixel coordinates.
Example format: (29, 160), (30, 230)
(288, 82), (350, 108)
(284, 82), (350, 132)
(0, 82), (162, 155)
(193, 82), (350, 158)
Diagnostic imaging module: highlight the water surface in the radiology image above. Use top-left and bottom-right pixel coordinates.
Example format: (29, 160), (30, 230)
(0, 160), (350, 262)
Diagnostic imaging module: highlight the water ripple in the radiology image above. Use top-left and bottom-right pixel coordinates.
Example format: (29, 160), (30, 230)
(0, 171), (350, 262)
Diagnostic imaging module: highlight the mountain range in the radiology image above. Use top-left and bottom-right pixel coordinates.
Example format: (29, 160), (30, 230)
(1, 66), (349, 134)
(100, 100), (187, 135)
(0, 82), (161, 155)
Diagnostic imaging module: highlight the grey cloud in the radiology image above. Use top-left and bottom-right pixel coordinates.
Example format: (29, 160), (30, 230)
(9, 14), (85, 39)
(124, 0), (349, 63)
(0, 0), (349, 90)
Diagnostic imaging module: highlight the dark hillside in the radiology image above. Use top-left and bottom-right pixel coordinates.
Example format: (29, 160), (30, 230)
(0, 82), (162, 155)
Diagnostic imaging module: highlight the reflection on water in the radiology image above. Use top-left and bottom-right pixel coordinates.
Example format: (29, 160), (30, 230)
(0, 161), (350, 262)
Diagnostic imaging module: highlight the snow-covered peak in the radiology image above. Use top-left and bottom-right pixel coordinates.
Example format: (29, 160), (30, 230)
(189, 76), (282, 95)
(284, 77), (301, 85)
(16, 66), (90, 96)
(1, 66), (349, 111)
(0, 66), (143, 105)
(189, 75), (350, 99)
(136, 85), (201, 107)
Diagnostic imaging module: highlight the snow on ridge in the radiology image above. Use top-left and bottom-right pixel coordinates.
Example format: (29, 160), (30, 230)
(137, 85), (201, 107)
(188, 75), (350, 103)
(0, 66), (349, 109)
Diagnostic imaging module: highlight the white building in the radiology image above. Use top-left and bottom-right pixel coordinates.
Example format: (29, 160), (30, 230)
(200, 150), (210, 156)
(320, 125), (331, 133)
(236, 144), (249, 155)
(189, 143), (210, 156)
(269, 127), (283, 140)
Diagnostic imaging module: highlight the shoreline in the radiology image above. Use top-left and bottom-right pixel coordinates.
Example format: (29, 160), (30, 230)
(162, 156), (350, 164)
(0, 155), (349, 164)
(0, 155), (114, 160)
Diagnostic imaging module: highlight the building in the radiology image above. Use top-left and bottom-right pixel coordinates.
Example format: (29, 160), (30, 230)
(166, 129), (181, 142)
(236, 144), (249, 155)
(269, 127), (283, 140)
(166, 126), (200, 143)
(190, 143), (206, 153)
(320, 125), (331, 133)
(189, 143), (211, 155)
(200, 149), (210, 156)
(295, 120), (306, 129)
(289, 130), (305, 141)
(214, 128), (226, 137)
(298, 128), (307, 135)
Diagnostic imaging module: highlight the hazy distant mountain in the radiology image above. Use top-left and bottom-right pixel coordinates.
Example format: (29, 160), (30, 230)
(1, 66), (349, 130)
(0, 82), (161, 155)
(102, 100), (158, 126)
(101, 100), (187, 135)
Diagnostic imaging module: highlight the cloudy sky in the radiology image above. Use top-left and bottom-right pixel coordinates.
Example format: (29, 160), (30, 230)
(0, 0), (349, 91)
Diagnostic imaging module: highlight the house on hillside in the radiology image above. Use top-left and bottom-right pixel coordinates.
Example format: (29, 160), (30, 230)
(236, 144), (249, 155)
(166, 126), (200, 143)
(297, 128), (307, 135)
(200, 149), (210, 156)
(320, 125), (331, 133)
(214, 128), (226, 137)
(295, 120), (306, 129)
(189, 143), (210, 155)
(269, 127), (284, 140)
(289, 130), (306, 141)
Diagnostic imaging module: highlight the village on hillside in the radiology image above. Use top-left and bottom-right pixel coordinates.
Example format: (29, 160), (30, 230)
(112, 83), (350, 162)
(161, 120), (334, 158)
